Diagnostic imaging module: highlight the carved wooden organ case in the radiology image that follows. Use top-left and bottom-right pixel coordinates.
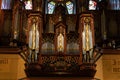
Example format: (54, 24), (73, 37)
(24, 12), (100, 77)
(10, 0), (102, 78)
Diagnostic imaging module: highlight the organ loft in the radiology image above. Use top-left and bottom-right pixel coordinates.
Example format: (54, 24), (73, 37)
(0, 0), (120, 80)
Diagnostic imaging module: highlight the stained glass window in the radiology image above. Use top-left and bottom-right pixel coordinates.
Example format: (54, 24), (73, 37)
(1, 0), (12, 9)
(25, 0), (32, 10)
(89, 0), (97, 10)
(108, 0), (120, 10)
(66, 1), (74, 14)
(48, 1), (56, 14)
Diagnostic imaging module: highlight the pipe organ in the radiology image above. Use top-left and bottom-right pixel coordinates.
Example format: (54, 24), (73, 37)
(23, 13), (102, 78)
(8, 0), (102, 79)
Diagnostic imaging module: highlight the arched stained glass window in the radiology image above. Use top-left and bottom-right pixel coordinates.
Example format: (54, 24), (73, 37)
(66, 1), (74, 14)
(25, 0), (32, 10)
(1, 0), (12, 9)
(48, 1), (56, 14)
(45, 0), (76, 14)
(89, 0), (97, 10)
